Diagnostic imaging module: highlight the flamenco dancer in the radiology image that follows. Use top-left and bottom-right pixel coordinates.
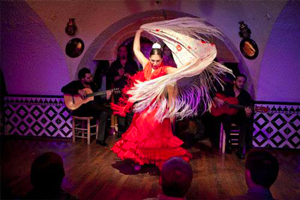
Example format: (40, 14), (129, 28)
(111, 17), (231, 170)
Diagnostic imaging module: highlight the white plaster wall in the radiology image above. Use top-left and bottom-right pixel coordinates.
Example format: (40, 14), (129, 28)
(1, 1), (69, 95)
(26, 0), (286, 88)
(257, 1), (300, 102)
(26, 0), (157, 80)
(3, 0), (297, 102)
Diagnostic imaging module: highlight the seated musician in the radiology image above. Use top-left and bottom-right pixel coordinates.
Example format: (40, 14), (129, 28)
(212, 74), (253, 158)
(61, 67), (113, 147)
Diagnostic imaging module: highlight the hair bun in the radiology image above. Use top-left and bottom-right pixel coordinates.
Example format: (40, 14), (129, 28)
(152, 43), (161, 49)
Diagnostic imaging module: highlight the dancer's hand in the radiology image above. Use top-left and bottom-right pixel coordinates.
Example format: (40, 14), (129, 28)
(118, 68), (124, 76)
(106, 90), (112, 100)
(170, 117), (175, 124)
(134, 28), (148, 69)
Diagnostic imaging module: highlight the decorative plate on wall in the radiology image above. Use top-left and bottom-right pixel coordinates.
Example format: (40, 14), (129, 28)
(66, 38), (84, 58)
(240, 38), (259, 59)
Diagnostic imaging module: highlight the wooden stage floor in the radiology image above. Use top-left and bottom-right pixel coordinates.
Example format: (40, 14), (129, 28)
(1, 134), (299, 200)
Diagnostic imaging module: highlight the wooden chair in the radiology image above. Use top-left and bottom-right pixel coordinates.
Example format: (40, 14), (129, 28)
(72, 116), (98, 145)
(219, 123), (240, 153)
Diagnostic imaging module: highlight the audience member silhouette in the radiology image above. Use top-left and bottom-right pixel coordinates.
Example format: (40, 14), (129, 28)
(144, 157), (193, 200)
(25, 152), (77, 199)
(228, 150), (279, 200)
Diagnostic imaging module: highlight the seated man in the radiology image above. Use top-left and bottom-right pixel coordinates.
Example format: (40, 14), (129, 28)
(213, 74), (253, 158)
(144, 157), (193, 200)
(25, 152), (77, 199)
(61, 67), (112, 146)
(228, 150), (279, 200)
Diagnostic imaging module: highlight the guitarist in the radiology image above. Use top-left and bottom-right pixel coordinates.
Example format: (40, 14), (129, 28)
(213, 74), (253, 159)
(61, 68), (112, 147)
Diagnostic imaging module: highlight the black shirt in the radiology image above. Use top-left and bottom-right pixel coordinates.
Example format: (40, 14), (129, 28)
(222, 83), (252, 106)
(107, 59), (138, 89)
(61, 80), (106, 104)
(215, 82), (252, 117)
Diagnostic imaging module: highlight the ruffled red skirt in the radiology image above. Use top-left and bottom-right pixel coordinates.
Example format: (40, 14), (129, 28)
(111, 107), (192, 170)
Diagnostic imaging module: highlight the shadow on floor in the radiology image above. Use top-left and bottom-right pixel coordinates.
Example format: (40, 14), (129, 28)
(111, 159), (160, 176)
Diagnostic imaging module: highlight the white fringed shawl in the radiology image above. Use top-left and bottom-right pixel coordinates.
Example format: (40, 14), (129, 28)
(127, 17), (232, 122)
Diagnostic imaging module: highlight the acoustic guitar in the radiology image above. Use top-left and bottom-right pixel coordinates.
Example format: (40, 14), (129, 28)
(210, 93), (251, 116)
(64, 88), (120, 110)
(210, 93), (269, 116)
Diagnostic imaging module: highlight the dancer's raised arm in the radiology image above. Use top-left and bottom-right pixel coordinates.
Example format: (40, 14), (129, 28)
(133, 29), (149, 69)
(165, 61), (192, 74)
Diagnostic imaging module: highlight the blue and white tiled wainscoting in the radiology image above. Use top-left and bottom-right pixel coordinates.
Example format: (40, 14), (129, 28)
(253, 102), (300, 149)
(3, 96), (300, 149)
(4, 96), (72, 138)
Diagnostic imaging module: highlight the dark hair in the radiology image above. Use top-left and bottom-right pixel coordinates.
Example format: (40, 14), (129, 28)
(118, 45), (128, 53)
(94, 61), (109, 88)
(150, 48), (163, 58)
(31, 152), (65, 188)
(163, 45), (174, 60)
(235, 73), (247, 81)
(78, 67), (91, 80)
(161, 157), (193, 197)
(246, 151), (279, 188)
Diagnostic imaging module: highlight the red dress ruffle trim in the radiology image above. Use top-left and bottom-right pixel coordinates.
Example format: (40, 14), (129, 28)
(110, 70), (145, 116)
(111, 111), (192, 169)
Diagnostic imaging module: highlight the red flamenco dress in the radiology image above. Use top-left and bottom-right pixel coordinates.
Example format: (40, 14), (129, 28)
(111, 63), (192, 169)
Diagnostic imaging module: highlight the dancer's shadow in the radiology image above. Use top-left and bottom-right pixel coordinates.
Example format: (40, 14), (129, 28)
(111, 159), (160, 176)
(193, 139), (215, 152)
(178, 131), (209, 149)
(178, 132), (196, 149)
(179, 130), (217, 148)
(178, 131), (219, 159)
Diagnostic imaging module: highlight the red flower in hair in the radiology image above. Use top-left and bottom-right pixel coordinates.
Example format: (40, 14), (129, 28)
(155, 29), (160, 32)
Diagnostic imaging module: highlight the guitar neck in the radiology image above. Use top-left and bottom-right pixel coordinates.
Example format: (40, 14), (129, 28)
(228, 104), (249, 110)
(86, 88), (119, 98)
(86, 91), (106, 98)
